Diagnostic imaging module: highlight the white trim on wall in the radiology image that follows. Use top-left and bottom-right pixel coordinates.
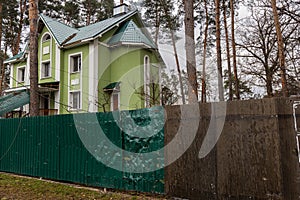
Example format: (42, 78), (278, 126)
(88, 40), (99, 112)
(10, 64), (14, 88)
(144, 55), (150, 107)
(55, 45), (61, 81)
(68, 52), (83, 112)
(40, 32), (52, 80)
(25, 54), (30, 85)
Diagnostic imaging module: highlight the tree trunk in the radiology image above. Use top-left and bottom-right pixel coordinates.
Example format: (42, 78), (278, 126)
(29, 0), (39, 116)
(271, 0), (288, 97)
(215, 0), (224, 101)
(159, 0), (186, 104)
(230, 0), (240, 99)
(201, 0), (209, 103)
(171, 26), (186, 104)
(154, 2), (160, 46)
(12, 0), (27, 56)
(86, 0), (91, 26)
(0, 2), (3, 95)
(184, 0), (198, 103)
(223, 0), (233, 101)
(266, 66), (273, 97)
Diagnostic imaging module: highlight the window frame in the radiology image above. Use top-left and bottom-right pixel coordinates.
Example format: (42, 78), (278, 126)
(69, 53), (82, 73)
(110, 91), (120, 111)
(41, 60), (51, 78)
(17, 66), (26, 83)
(69, 91), (81, 110)
(42, 33), (51, 42)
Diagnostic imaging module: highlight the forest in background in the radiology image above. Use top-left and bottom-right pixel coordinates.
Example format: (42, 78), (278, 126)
(0, 0), (299, 107)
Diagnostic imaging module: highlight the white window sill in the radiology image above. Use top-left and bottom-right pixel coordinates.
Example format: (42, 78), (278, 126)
(70, 71), (81, 74)
(40, 76), (52, 80)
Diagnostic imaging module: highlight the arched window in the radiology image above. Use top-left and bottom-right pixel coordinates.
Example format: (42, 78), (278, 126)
(42, 33), (51, 42)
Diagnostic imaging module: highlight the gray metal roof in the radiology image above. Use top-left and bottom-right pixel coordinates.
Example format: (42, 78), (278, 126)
(4, 52), (24, 63)
(39, 14), (79, 45)
(65, 10), (138, 45)
(108, 20), (156, 48)
(0, 91), (29, 116)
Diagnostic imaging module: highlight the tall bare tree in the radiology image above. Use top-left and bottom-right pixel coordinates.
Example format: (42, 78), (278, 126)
(270, 0), (288, 96)
(201, 0), (209, 103)
(29, 0), (39, 116)
(222, 0), (233, 100)
(230, 0), (240, 99)
(159, 0), (186, 104)
(215, 0), (224, 101)
(184, 0), (198, 103)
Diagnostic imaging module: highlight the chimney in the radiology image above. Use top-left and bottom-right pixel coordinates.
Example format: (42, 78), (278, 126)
(113, 2), (129, 16)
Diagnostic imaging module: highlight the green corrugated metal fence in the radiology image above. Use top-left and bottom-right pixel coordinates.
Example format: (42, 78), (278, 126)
(0, 107), (164, 193)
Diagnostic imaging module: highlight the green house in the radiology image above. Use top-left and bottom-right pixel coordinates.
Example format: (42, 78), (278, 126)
(3, 4), (163, 116)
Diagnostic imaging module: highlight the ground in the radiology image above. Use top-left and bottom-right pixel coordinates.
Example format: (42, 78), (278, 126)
(0, 172), (166, 200)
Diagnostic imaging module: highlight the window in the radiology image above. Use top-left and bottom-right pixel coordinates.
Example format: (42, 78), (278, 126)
(111, 92), (120, 111)
(41, 62), (51, 78)
(42, 33), (51, 42)
(70, 91), (81, 110)
(17, 67), (25, 82)
(70, 54), (81, 73)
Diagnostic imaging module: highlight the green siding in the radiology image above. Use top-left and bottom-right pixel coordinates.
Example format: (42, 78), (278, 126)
(97, 43), (160, 112)
(12, 61), (27, 88)
(60, 45), (89, 114)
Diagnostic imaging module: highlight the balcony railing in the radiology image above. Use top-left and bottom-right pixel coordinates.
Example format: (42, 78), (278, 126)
(39, 109), (58, 116)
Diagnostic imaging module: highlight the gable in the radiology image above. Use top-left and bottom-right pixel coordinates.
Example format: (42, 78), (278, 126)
(39, 14), (78, 46)
(108, 20), (156, 48)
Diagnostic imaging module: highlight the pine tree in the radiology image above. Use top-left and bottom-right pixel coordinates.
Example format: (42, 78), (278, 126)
(96, 0), (114, 22)
(82, 0), (99, 25)
(195, 0), (216, 102)
(271, 0), (288, 97)
(62, 1), (80, 27)
(12, 0), (27, 56)
(39, 0), (63, 19)
(29, 0), (39, 116)
(222, 0), (233, 100)
(184, 0), (198, 103)
(215, 0), (224, 101)
(2, 0), (19, 54)
(0, 0), (3, 95)
(230, 0), (240, 99)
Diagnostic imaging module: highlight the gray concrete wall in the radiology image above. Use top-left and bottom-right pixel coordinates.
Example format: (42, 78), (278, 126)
(164, 98), (300, 199)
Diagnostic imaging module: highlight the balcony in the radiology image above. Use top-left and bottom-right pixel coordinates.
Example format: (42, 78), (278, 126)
(39, 109), (58, 116)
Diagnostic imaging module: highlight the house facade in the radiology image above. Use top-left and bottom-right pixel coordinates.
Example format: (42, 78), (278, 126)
(3, 4), (162, 116)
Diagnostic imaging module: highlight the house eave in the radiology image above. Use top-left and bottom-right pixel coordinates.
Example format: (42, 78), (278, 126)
(92, 10), (138, 40)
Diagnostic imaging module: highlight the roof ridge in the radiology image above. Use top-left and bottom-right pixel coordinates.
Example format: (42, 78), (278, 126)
(80, 9), (138, 30)
(64, 9), (139, 46)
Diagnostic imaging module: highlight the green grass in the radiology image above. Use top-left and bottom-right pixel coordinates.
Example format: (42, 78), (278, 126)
(0, 173), (165, 200)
